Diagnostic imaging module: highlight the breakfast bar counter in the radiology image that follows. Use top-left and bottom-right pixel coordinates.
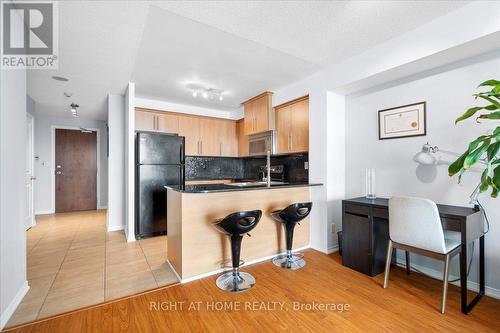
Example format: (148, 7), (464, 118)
(165, 184), (320, 281)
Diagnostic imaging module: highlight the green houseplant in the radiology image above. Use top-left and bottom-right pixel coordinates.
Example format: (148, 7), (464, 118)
(448, 80), (500, 198)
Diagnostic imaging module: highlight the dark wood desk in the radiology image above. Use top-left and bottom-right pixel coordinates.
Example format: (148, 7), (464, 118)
(342, 197), (484, 314)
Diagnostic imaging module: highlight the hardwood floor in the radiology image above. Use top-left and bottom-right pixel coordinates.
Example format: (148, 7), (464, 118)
(5, 250), (500, 332)
(6, 210), (178, 328)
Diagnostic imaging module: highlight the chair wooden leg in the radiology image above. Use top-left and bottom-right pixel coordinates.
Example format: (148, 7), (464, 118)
(441, 254), (451, 314)
(383, 240), (393, 288)
(405, 251), (410, 275)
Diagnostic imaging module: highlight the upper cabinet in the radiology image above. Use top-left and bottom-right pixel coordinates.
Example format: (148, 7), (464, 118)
(275, 96), (309, 153)
(135, 108), (238, 157)
(242, 92), (274, 135)
(135, 109), (157, 132)
(135, 108), (179, 133)
(236, 119), (249, 157)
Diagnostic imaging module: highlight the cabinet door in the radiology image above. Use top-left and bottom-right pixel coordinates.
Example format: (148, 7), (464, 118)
(157, 113), (179, 134)
(220, 120), (238, 157)
(290, 98), (309, 152)
(178, 116), (200, 156)
(275, 105), (292, 153)
(243, 102), (254, 135)
(253, 96), (270, 133)
(199, 118), (220, 156)
(342, 212), (371, 275)
(237, 119), (249, 156)
(135, 111), (156, 131)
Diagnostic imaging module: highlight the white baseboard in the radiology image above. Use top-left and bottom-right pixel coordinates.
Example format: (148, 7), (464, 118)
(179, 245), (310, 284)
(35, 209), (54, 215)
(327, 245), (339, 254)
(0, 280), (29, 330)
(97, 205), (108, 210)
(395, 258), (500, 300)
(107, 225), (125, 232)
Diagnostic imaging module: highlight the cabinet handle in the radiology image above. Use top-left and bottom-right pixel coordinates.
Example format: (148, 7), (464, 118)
(290, 134), (293, 150)
(220, 142), (222, 156)
(200, 141), (203, 155)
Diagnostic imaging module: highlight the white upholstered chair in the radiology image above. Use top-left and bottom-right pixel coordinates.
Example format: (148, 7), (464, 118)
(383, 196), (461, 314)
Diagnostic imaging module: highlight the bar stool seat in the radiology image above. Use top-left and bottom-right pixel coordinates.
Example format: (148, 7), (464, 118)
(271, 202), (312, 270)
(214, 210), (262, 292)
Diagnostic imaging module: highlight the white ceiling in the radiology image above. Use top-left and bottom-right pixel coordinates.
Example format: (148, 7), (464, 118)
(27, 0), (469, 120)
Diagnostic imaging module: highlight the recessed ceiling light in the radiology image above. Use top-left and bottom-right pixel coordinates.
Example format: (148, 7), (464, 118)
(52, 75), (69, 82)
(192, 91), (197, 97)
(202, 91), (208, 99)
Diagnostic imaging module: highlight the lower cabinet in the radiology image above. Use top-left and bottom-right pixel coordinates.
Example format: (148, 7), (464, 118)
(341, 202), (392, 276)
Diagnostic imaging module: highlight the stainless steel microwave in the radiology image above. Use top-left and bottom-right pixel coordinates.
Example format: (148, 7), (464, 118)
(248, 130), (275, 156)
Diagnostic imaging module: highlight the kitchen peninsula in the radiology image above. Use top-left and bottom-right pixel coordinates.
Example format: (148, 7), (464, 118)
(166, 183), (320, 281)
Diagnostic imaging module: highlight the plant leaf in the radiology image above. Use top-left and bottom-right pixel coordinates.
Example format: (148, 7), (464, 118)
(478, 111), (500, 120)
(455, 107), (485, 123)
(478, 79), (500, 87)
(479, 169), (490, 192)
(448, 151), (468, 176)
(493, 165), (500, 190)
(491, 187), (499, 198)
(487, 142), (500, 161)
(475, 94), (500, 109)
(464, 139), (490, 169)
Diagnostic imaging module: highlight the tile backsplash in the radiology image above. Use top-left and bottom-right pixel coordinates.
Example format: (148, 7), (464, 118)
(185, 153), (308, 183)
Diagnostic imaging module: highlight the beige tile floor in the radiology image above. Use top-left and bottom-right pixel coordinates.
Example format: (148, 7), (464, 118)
(7, 210), (178, 328)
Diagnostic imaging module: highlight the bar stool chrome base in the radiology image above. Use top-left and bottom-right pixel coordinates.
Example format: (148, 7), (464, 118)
(272, 251), (306, 270)
(216, 269), (256, 293)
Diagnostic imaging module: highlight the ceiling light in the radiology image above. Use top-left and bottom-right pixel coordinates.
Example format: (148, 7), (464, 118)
(219, 95), (223, 101)
(192, 91), (198, 97)
(202, 91), (208, 99)
(52, 75), (69, 82)
(70, 103), (79, 117)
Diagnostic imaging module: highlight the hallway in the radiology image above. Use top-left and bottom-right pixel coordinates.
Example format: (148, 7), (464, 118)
(7, 210), (178, 327)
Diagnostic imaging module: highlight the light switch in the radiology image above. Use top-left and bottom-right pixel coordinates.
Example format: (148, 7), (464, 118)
(304, 162), (309, 170)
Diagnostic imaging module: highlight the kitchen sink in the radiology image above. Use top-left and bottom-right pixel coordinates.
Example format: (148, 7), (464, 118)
(227, 181), (287, 187)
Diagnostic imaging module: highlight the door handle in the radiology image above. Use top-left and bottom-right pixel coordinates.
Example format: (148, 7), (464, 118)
(56, 171), (63, 175)
(30, 176), (36, 180)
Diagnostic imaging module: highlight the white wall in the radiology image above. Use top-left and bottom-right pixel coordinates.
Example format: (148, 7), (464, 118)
(346, 56), (500, 295)
(33, 113), (108, 214)
(107, 94), (125, 231)
(0, 69), (29, 328)
(125, 83), (135, 241)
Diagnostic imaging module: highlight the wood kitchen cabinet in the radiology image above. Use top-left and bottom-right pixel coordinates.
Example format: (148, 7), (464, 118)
(135, 108), (178, 133)
(236, 119), (249, 156)
(135, 110), (157, 131)
(157, 113), (179, 133)
(135, 108), (238, 157)
(275, 95), (309, 153)
(178, 115), (200, 156)
(178, 115), (237, 157)
(243, 92), (274, 135)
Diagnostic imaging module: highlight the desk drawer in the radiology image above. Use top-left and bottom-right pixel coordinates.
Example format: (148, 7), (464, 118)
(372, 207), (388, 219)
(344, 203), (370, 216)
(440, 216), (461, 232)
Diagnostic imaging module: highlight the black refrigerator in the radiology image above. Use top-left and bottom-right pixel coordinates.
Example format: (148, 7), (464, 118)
(135, 131), (185, 239)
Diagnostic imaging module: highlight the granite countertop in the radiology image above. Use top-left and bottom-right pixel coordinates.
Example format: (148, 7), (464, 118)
(165, 183), (322, 193)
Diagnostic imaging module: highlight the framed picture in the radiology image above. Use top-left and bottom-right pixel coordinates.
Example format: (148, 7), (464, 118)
(378, 102), (426, 140)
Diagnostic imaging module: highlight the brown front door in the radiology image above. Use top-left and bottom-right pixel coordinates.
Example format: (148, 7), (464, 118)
(55, 129), (97, 212)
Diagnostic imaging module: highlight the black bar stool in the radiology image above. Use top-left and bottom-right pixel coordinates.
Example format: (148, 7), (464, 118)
(271, 202), (312, 270)
(214, 210), (262, 292)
